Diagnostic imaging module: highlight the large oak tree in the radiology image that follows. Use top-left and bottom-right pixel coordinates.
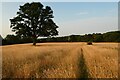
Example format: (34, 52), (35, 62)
(10, 2), (58, 45)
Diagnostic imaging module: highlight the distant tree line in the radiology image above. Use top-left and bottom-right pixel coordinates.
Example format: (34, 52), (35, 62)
(2, 35), (33, 45)
(1, 31), (120, 45)
(39, 31), (120, 42)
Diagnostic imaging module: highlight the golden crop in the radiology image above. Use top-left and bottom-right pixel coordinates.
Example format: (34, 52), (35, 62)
(1, 42), (119, 78)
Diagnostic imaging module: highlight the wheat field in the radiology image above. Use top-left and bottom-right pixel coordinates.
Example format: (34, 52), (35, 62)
(1, 42), (119, 78)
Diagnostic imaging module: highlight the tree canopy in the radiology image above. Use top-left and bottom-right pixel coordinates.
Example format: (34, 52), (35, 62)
(10, 2), (58, 45)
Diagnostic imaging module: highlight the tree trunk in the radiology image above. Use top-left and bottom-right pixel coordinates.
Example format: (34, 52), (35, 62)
(33, 41), (36, 46)
(33, 37), (37, 46)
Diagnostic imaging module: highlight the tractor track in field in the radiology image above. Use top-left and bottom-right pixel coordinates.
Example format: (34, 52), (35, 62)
(78, 48), (90, 78)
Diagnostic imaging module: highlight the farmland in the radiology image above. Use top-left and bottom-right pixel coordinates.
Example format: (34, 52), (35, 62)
(2, 42), (119, 78)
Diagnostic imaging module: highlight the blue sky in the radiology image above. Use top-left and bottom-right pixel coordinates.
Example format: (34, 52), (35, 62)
(1, 2), (118, 38)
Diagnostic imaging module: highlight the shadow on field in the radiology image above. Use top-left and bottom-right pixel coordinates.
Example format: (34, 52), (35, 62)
(32, 44), (67, 47)
(34, 44), (60, 46)
(79, 48), (89, 79)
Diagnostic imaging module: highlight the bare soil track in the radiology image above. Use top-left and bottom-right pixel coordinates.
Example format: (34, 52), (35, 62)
(1, 42), (118, 78)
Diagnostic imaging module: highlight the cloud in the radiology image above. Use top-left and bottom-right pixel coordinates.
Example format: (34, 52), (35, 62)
(76, 12), (88, 15)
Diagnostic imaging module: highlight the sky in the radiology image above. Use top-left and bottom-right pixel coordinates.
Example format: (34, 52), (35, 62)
(0, 1), (118, 38)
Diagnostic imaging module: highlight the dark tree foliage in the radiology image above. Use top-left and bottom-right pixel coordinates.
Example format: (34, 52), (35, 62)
(10, 2), (58, 45)
(2, 35), (19, 45)
(69, 35), (81, 42)
(2, 31), (120, 46)
(38, 31), (120, 42)
(0, 35), (2, 39)
(103, 31), (120, 42)
(0, 35), (2, 46)
(93, 33), (103, 42)
(2, 34), (33, 45)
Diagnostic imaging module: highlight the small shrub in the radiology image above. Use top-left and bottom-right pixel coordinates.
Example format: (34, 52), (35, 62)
(87, 42), (93, 45)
